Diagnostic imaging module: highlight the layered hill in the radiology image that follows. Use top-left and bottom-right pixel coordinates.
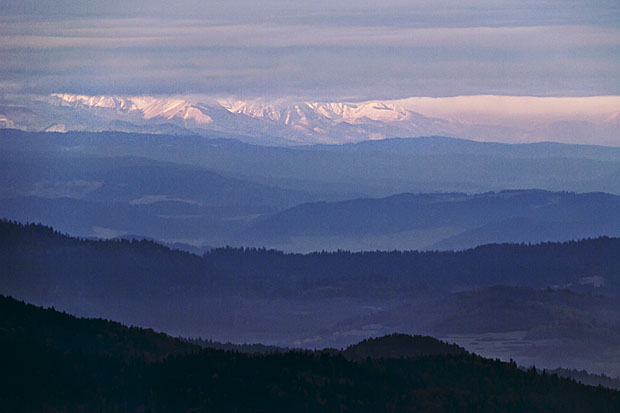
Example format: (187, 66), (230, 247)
(3, 219), (620, 375)
(0, 148), (313, 245)
(5, 130), (620, 251)
(240, 190), (620, 251)
(4, 130), (620, 199)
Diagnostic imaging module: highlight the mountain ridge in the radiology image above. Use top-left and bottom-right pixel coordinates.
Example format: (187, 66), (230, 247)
(239, 189), (620, 252)
(46, 93), (452, 144)
(3, 93), (618, 145)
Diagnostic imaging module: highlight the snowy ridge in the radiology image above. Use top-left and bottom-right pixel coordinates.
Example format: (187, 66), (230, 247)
(41, 94), (451, 143)
(51, 94), (428, 126)
(1, 93), (618, 145)
(49, 94), (213, 125)
(218, 100), (416, 124)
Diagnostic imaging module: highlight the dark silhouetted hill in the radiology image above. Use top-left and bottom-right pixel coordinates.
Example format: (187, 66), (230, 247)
(2, 295), (620, 412)
(548, 368), (620, 391)
(343, 333), (467, 361)
(3, 219), (620, 303)
(0, 294), (198, 362)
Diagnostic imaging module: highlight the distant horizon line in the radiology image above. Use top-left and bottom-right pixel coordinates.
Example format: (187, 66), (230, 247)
(3, 128), (620, 150)
(3, 217), (619, 257)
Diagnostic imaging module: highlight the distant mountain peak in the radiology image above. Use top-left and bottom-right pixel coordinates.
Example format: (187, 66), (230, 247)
(33, 94), (451, 143)
(48, 93), (214, 125)
(219, 99), (418, 124)
(2, 93), (618, 145)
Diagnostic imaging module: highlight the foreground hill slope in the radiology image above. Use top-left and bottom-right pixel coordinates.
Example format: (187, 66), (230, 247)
(0, 295), (199, 362)
(2, 295), (619, 412)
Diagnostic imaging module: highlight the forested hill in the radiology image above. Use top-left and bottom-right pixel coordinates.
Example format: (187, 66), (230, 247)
(0, 294), (199, 363)
(343, 333), (467, 361)
(3, 219), (620, 301)
(238, 190), (620, 252)
(2, 295), (620, 412)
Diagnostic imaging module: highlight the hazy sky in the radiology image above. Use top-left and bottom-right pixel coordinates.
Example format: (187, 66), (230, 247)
(1, 0), (619, 99)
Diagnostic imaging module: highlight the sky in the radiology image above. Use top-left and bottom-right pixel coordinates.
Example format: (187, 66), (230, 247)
(0, 0), (619, 100)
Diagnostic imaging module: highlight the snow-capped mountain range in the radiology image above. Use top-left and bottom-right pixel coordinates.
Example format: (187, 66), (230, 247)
(0, 93), (618, 146)
(41, 94), (455, 144)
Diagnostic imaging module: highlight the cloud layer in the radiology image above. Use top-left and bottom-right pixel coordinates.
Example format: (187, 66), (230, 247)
(0, 0), (619, 99)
